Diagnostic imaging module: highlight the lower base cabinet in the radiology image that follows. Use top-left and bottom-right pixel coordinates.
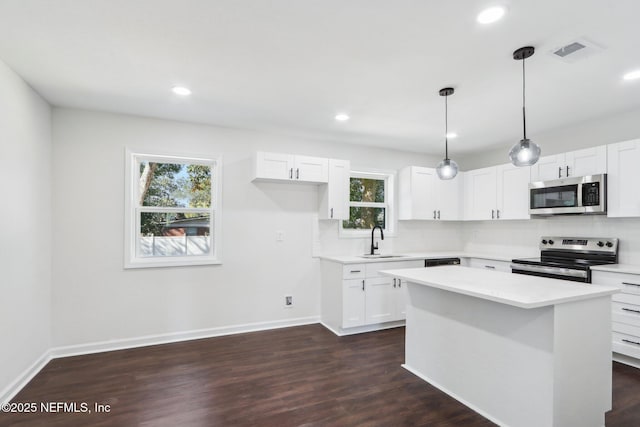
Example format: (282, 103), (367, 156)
(321, 259), (423, 334)
(466, 258), (512, 272)
(592, 270), (640, 363)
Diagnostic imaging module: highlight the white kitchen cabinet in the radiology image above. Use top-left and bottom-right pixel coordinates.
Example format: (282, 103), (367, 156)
(318, 158), (350, 220)
(437, 174), (463, 220)
(364, 277), (396, 324)
(530, 145), (607, 181)
(342, 278), (366, 328)
(253, 151), (328, 183)
(496, 163), (531, 220)
(464, 163), (529, 220)
(399, 166), (462, 221)
(593, 270), (640, 362)
(467, 258), (512, 273)
(320, 259), (423, 335)
(607, 139), (640, 217)
(464, 167), (496, 220)
(394, 276), (409, 319)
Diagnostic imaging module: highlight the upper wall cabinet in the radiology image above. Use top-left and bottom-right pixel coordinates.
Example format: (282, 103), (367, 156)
(464, 163), (530, 221)
(607, 139), (640, 218)
(464, 166), (496, 221)
(398, 166), (462, 221)
(318, 159), (350, 220)
(530, 146), (607, 182)
(253, 152), (329, 183)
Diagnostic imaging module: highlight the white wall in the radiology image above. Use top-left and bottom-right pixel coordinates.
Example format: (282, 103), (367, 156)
(51, 108), (462, 347)
(0, 60), (52, 399)
(458, 108), (640, 170)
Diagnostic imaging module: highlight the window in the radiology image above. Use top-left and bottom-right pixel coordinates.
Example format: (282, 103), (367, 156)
(124, 150), (222, 268)
(340, 170), (396, 236)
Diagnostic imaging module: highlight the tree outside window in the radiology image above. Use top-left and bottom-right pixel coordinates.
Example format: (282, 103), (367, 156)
(341, 171), (395, 236)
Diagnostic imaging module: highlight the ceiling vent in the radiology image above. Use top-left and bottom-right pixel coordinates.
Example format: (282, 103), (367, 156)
(550, 38), (604, 63)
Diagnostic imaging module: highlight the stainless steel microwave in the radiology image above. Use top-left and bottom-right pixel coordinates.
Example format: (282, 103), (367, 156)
(529, 174), (607, 216)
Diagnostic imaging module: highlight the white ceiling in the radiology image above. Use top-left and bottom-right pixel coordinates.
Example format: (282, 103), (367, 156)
(1, 0), (639, 156)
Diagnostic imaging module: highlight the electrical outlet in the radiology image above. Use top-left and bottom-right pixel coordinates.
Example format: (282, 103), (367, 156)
(285, 295), (293, 307)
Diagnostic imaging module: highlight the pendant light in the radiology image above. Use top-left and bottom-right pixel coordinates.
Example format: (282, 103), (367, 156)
(509, 46), (541, 166)
(436, 87), (459, 180)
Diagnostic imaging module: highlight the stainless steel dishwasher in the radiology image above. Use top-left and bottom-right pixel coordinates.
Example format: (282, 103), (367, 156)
(424, 258), (461, 267)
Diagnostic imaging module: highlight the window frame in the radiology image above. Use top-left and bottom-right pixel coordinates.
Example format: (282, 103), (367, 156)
(339, 169), (397, 238)
(124, 148), (223, 269)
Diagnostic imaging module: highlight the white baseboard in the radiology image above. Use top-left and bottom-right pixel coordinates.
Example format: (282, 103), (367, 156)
(50, 316), (320, 358)
(1, 350), (52, 406)
(613, 352), (640, 369)
(1, 316), (319, 405)
(320, 320), (405, 336)
(401, 363), (506, 427)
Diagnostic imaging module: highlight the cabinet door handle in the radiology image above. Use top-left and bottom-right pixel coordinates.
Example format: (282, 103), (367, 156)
(433, 210), (437, 219)
(566, 165), (570, 177)
(437, 210), (440, 220)
(622, 338), (640, 346)
(622, 282), (640, 287)
(491, 209), (495, 219)
(330, 208), (334, 218)
(398, 279), (401, 288)
(496, 209), (500, 219)
(622, 308), (640, 314)
(362, 280), (365, 291)
(485, 265), (496, 269)
(289, 168), (293, 179)
(393, 278), (396, 288)
(296, 168), (299, 179)
(558, 166), (562, 178)
(350, 270), (361, 273)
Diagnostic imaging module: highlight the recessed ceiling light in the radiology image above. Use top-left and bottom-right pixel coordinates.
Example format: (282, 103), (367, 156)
(446, 132), (458, 139)
(623, 70), (640, 81)
(477, 6), (506, 24)
(172, 86), (192, 96)
(335, 113), (350, 122)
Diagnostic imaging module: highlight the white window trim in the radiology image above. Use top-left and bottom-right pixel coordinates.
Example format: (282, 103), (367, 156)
(124, 148), (223, 268)
(339, 169), (397, 238)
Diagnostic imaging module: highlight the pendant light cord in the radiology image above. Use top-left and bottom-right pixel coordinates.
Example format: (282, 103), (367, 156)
(522, 56), (527, 140)
(444, 93), (449, 159)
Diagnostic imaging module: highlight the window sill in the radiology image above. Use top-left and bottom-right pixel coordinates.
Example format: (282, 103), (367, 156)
(124, 257), (222, 269)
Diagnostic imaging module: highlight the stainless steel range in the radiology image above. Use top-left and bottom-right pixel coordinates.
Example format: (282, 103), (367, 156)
(511, 237), (618, 283)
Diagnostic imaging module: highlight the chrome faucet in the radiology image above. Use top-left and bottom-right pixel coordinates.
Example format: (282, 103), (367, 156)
(370, 225), (384, 255)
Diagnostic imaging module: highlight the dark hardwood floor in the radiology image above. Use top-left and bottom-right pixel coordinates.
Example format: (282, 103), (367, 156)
(2, 324), (640, 426)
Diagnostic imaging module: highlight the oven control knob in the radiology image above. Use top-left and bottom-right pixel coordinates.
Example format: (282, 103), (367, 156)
(541, 239), (548, 245)
(606, 241), (613, 248)
(548, 240), (554, 245)
(597, 241), (604, 247)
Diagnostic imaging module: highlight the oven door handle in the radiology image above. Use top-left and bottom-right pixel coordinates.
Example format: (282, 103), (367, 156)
(510, 263), (588, 279)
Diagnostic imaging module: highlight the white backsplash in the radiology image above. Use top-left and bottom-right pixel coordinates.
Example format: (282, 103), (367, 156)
(317, 220), (465, 256)
(318, 214), (640, 265)
(463, 215), (640, 265)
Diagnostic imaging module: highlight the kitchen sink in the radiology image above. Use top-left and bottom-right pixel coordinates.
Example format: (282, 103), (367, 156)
(359, 254), (407, 259)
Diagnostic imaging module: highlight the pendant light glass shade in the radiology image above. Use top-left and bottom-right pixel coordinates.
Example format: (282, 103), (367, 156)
(509, 138), (541, 166)
(436, 158), (459, 180)
(436, 87), (458, 180)
(510, 46), (541, 167)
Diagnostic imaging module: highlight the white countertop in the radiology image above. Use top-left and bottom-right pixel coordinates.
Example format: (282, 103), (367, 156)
(380, 265), (619, 309)
(319, 251), (640, 275)
(318, 251), (518, 264)
(591, 263), (640, 275)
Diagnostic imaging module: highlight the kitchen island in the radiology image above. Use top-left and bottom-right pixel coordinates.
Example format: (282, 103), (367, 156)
(380, 266), (619, 427)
